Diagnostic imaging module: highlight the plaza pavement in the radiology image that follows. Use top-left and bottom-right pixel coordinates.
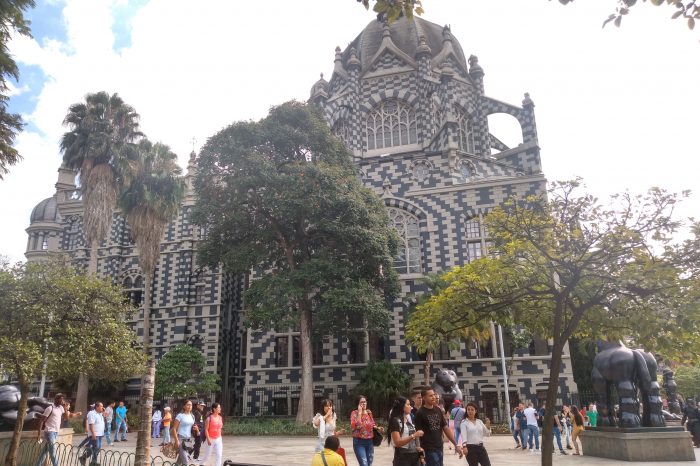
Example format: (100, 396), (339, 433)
(74, 433), (700, 466)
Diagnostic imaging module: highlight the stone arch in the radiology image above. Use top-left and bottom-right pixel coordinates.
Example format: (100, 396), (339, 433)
(361, 90), (418, 113)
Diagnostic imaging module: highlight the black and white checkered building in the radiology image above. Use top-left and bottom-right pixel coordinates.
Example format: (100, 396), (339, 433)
(26, 16), (576, 418)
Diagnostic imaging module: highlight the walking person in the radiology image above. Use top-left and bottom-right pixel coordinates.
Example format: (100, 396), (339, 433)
(113, 401), (128, 442)
(523, 401), (540, 453)
(35, 393), (82, 466)
(350, 395), (378, 466)
(152, 406), (163, 439)
(510, 407), (521, 448)
(515, 403), (528, 450)
(197, 402), (224, 466)
(80, 402), (105, 465)
(451, 400), (465, 450)
(313, 399), (344, 453)
(414, 388), (462, 466)
(568, 405), (585, 455)
(560, 405), (573, 450)
(192, 401), (206, 460)
(387, 396), (424, 466)
(104, 401), (115, 446)
(459, 402), (491, 466)
(540, 402), (567, 455)
(161, 407), (172, 445)
(171, 400), (196, 466)
(77, 405), (95, 450)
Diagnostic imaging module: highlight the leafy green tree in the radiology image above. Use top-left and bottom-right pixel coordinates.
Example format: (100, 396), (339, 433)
(154, 345), (220, 400)
(192, 101), (400, 421)
(60, 91), (142, 412)
(406, 273), (491, 387)
(0, 260), (144, 466)
(351, 360), (411, 419)
(119, 139), (184, 353)
(357, 0), (699, 32)
(408, 180), (696, 466)
(0, 0), (34, 179)
(675, 365), (700, 400)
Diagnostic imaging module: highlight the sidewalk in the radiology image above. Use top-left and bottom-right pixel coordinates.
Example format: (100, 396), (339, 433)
(76, 433), (700, 466)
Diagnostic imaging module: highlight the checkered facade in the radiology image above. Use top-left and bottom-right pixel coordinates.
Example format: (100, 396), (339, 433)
(27, 16), (576, 417)
(26, 157), (246, 403)
(243, 16), (575, 415)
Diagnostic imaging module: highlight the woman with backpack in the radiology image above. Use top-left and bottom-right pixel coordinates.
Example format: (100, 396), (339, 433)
(198, 402), (224, 466)
(387, 396), (424, 466)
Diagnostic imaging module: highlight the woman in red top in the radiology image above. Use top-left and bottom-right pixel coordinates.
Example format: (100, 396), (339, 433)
(198, 402), (224, 466)
(350, 395), (377, 466)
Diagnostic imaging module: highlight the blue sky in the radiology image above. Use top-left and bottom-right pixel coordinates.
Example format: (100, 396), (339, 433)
(1, 0), (699, 263)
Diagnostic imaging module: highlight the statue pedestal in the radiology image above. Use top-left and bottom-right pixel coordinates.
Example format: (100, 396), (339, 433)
(581, 427), (696, 462)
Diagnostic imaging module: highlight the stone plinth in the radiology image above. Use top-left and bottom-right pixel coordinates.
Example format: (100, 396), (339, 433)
(580, 426), (695, 462)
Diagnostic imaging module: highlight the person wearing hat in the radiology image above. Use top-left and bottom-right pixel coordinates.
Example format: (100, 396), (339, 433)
(192, 401), (207, 460)
(161, 407), (172, 445)
(451, 400), (466, 449)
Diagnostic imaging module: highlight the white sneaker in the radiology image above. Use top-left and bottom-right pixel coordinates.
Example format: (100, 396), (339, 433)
(535, 449), (541, 454)
(530, 449), (535, 453)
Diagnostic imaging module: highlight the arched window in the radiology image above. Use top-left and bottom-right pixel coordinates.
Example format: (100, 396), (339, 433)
(387, 208), (422, 274)
(457, 108), (475, 153)
(366, 100), (417, 151)
(123, 275), (144, 306)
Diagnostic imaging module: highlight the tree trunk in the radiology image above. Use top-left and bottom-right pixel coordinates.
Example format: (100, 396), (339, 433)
(74, 238), (101, 414)
(5, 379), (29, 466)
(540, 339), (565, 466)
(135, 361), (155, 466)
(422, 351), (433, 388)
(75, 373), (89, 415)
(295, 302), (314, 422)
(142, 274), (152, 354)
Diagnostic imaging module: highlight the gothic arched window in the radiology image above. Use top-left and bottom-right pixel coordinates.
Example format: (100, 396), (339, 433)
(366, 100), (417, 151)
(123, 275), (144, 306)
(387, 208), (422, 274)
(456, 108), (475, 154)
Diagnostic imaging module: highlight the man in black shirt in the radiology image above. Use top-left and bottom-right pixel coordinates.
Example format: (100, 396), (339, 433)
(192, 401), (206, 459)
(414, 388), (462, 466)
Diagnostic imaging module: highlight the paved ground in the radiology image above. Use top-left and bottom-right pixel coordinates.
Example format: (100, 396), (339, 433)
(75, 434), (700, 466)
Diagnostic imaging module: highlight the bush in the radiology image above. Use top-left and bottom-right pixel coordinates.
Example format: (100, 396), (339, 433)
(70, 418), (85, 434)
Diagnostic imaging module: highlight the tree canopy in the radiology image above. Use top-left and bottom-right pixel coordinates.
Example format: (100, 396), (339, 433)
(407, 179), (698, 466)
(0, 260), (144, 466)
(357, 0), (699, 31)
(0, 0), (35, 179)
(154, 344), (220, 400)
(192, 101), (400, 421)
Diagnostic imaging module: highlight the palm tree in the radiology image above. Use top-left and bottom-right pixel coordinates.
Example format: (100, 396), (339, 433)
(119, 139), (183, 466)
(60, 91), (142, 412)
(119, 139), (184, 353)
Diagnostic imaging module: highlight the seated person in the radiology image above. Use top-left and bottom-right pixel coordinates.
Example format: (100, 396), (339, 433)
(311, 435), (345, 466)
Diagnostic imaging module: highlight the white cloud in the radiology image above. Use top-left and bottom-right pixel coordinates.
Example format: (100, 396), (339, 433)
(0, 0), (698, 263)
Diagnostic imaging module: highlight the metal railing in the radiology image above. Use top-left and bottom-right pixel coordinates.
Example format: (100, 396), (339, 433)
(0, 440), (182, 466)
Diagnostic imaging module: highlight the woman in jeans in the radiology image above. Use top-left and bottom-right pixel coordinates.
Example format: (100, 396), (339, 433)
(198, 402), (224, 466)
(350, 395), (377, 466)
(388, 396), (424, 466)
(171, 400), (196, 465)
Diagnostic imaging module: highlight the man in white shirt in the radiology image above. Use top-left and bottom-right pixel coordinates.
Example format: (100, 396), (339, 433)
(80, 402), (106, 466)
(523, 401), (540, 453)
(35, 393), (83, 466)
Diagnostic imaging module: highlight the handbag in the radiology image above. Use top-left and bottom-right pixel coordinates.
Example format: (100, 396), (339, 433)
(160, 443), (178, 459)
(372, 426), (383, 447)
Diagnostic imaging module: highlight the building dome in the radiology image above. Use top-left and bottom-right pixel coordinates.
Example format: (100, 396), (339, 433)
(29, 196), (60, 224)
(341, 16), (467, 72)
